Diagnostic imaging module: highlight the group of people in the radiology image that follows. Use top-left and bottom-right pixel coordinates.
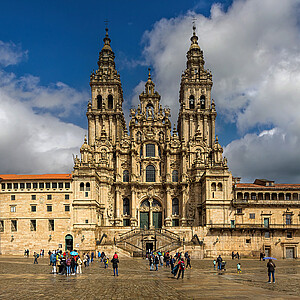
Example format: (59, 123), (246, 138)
(231, 251), (240, 260)
(146, 251), (192, 279)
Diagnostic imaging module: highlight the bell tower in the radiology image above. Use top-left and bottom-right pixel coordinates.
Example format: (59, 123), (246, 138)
(177, 26), (216, 149)
(87, 27), (126, 146)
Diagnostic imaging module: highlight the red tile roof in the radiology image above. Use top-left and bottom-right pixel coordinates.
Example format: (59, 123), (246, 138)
(0, 174), (72, 181)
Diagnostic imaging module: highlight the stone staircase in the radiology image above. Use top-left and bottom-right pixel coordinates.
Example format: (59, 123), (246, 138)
(115, 228), (181, 257)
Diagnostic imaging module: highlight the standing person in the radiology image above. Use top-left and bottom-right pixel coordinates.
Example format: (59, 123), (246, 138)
(104, 256), (109, 268)
(267, 259), (276, 283)
(232, 251), (235, 260)
(159, 254), (164, 267)
(237, 263), (241, 273)
(98, 251), (101, 260)
(149, 255), (154, 271)
(66, 257), (71, 276)
(170, 255), (175, 271)
(71, 256), (76, 275)
(50, 252), (57, 273)
(33, 252), (39, 264)
(91, 252), (94, 263)
(111, 254), (119, 276)
(213, 259), (216, 270)
(177, 257), (185, 279)
(217, 255), (222, 270)
(236, 252), (240, 260)
(186, 255), (192, 269)
(154, 255), (159, 271)
(76, 256), (83, 274)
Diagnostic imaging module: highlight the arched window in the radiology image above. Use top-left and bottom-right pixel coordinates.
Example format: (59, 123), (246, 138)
(108, 95), (113, 109)
(189, 95), (195, 109)
(140, 146), (143, 157)
(200, 95), (205, 109)
(172, 198), (179, 215)
(146, 144), (155, 157)
(86, 182), (90, 191)
(172, 170), (179, 182)
(217, 183), (222, 191)
(211, 182), (216, 191)
(158, 146), (161, 157)
(123, 198), (130, 215)
(123, 170), (129, 182)
(146, 165), (155, 182)
(97, 95), (102, 109)
(80, 182), (84, 191)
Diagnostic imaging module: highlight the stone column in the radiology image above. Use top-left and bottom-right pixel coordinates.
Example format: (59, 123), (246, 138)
(88, 115), (95, 146)
(181, 186), (188, 226)
(130, 188), (137, 227)
(115, 186), (121, 226)
(165, 187), (172, 226)
(149, 198), (154, 229)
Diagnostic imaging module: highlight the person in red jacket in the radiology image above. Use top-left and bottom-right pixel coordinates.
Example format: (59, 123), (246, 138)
(177, 258), (185, 279)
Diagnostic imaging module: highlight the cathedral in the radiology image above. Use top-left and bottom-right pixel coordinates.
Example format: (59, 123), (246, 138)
(0, 28), (299, 259)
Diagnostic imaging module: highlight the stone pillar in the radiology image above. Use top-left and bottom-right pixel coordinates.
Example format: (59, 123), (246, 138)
(131, 188), (138, 226)
(95, 115), (100, 140)
(115, 187), (121, 226)
(149, 198), (154, 229)
(211, 115), (216, 146)
(181, 186), (188, 226)
(88, 115), (95, 146)
(165, 187), (172, 227)
(166, 152), (171, 182)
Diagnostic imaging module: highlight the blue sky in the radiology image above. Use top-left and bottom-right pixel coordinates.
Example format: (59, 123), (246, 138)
(1, 0), (300, 183)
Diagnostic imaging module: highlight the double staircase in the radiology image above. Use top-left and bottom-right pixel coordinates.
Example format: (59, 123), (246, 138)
(115, 228), (181, 257)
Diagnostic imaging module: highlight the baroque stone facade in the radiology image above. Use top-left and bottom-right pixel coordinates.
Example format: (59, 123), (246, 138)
(0, 28), (299, 258)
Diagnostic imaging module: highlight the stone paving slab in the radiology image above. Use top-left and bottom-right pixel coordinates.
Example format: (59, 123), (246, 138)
(0, 257), (299, 299)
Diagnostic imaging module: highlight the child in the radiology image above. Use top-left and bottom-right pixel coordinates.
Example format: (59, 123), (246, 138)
(237, 262), (241, 273)
(104, 256), (109, 268)
(213, 259), (216, 270)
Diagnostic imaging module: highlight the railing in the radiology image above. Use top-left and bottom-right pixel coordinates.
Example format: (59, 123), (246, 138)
(207, 223), (300, 229)
(233, 199), (300, 206)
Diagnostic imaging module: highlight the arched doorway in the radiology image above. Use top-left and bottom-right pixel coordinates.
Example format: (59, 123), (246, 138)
(65, 234), (73, 251)
(139, 199), (162, 229)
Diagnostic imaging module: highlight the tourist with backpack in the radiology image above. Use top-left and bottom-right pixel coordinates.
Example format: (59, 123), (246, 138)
(66, 257), (71, 276)
(111, 253), (119, 276)
(33, 252), (39, 264)
(177, 258), (185, 279)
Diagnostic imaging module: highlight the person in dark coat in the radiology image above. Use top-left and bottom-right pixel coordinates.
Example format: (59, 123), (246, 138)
(217, 255), (222, 270)
(267, 259), (276, 283)
(154, 255), (159, 271)
(111, 253), (119, 276)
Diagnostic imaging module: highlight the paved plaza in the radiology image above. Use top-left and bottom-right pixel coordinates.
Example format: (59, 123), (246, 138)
(0, 256), (300, 299)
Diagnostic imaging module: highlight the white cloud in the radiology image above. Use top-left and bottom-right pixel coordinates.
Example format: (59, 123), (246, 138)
(135, 0), (300, 182)
(0, 44), (87, 174)
(0, 41), (28, 67)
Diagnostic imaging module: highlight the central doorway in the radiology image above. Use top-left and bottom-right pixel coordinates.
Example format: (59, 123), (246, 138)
(140, 212), (149, 229)
(139, 199), (162, 229)
(146, 242), (153, 252)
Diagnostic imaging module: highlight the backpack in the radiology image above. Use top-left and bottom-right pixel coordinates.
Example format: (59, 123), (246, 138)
(66, 259), (71, 266)
(37, 254), (39, 258)
(180, 261), (185, 270)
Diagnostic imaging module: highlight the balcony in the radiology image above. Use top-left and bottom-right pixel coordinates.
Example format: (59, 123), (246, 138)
(232, 198), (300, 206)
(207, 223), (300, 230)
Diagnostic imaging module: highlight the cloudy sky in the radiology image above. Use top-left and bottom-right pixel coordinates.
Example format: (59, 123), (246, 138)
(1, 0), (300, 183)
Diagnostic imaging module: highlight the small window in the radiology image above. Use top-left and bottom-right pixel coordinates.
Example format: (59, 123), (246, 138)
(123, 198), (130, 215)
(146, 165), (155, 182)
(26, 183), (31, 189)
(85, 219), (88, 224)
(10, 206), (16, 212)
(287, 231), (292, 238)
(31, 205), (36, 212)
(20, 183), (25, 189)
(251, 193), (256, 200)
(108, 94), (113, 109)
(189, 95), (195, 109)
(172, 219), (179, 227)
(249, 213), (255, 219)
(140, 146), (143, 157)
(236, 208), (242, 214)
(52, 182), (57, 189)
(123, 219), (130, 226)
(39, 183), (44, 189)
(286, 214), (292, 225)
(80, 182), (84, 191)
(146, 144), (155, 157)
(172, 198), (179, 215)
(31, 195), (36, 200)
(11, 220), (17, 231)
(265, 231), (270, 238)
(13, 183), (18, 189)
(47, 195), (52, 200)
(1, 183), (5, 189)
(97, 95), (102, 109)
(11, 195), (15, 201)
(49, 219), (54, 231)
(123, 170), (129, 182)
(65, 182), (70, 189)
(246, 239), (251, 244)
(7, 183), (12, 189)
(211, 183), (216, 191)
(86, 182), (90, 191)
(85, 192), (88, 197)
(0, 220), (4, 232)
(30, 220), (36, 231)
(65, 205), (70, 212)
(172, 170), (179, 183)
(46, 182), (50, 189)
(33, 183), (38, 189)
(200, 95), (205, 109)
(58, 182), (63, 189)
(47, 205), (52, 212)
(217, 183), (222, 191)
(65, 194), (70, 200)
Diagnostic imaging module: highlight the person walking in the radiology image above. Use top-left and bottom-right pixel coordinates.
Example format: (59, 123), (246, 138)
(217, 255), (222, 270)
(170, 255), (175, 271)
(213, 259), (216, 270)
(149, 255), (154, 271)
(267, 259), (276, 283)
(186, 255), (192, 269)
(237, 262), (241, 273)
(33, 252), (39, 264)
(177, 257), (185, 279)
(50, 252), (57, 273)
(111, 253), (119, 276)
(154, 255), (159, 271)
